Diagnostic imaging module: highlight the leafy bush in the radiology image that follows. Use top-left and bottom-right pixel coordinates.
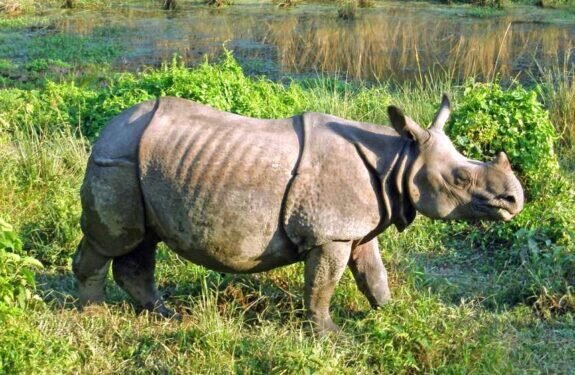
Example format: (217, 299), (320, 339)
(82, 52), (305, 138)
(0, 218), (43, 309)
(447, 80), (575, 312)
(449, 80), (560, 198)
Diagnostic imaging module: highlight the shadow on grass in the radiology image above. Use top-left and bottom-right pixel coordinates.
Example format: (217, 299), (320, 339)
(400, 244), (540, 313)
(33, 263), (310, 327)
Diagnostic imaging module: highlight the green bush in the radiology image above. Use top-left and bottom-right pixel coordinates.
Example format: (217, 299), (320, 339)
(82, 52), (305, 138)
(0, 218), (43, 309)
(449, 80), (560, 198)
(446, 80), (575, 312)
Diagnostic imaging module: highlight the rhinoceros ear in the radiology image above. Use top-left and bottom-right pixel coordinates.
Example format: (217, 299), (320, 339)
(429, 94), (451, 131)
(388, 105), (429, 143)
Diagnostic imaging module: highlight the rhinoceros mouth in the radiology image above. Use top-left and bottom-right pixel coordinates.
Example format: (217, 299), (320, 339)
(495, 207), (514, 221)
(473, 200), (515, 221)
(484, 202), (516, 221)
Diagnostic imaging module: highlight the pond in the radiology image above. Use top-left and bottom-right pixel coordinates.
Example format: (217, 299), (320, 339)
(9, 1), (575, 83)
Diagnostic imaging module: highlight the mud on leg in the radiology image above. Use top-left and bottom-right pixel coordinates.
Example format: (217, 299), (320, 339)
(73, 237), (112, 305)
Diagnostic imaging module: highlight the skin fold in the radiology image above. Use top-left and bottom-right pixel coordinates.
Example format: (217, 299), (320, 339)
(73, 95), (524, 335)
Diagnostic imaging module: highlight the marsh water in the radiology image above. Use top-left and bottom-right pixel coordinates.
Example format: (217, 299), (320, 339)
(18, 2), (575, 82)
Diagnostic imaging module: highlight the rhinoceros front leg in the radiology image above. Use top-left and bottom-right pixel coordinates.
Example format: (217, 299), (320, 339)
(348, 239), (391, 308)
(304, 241), (352, 335)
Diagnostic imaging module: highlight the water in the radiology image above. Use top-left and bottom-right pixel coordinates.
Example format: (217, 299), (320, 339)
(35, 2), (575, 82)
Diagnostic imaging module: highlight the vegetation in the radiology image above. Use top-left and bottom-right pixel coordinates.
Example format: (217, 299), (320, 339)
(277, 0), (298, 8)
(358, 0), (375, 8)
(337, 0), (357, 19)
(0, 49), (573, 372)
(204, 0), (232, 7)
(1, 0), (573, 15)
(0, 0), (574, 372)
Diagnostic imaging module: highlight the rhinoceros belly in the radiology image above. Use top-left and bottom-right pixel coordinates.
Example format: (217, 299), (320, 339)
(138, 98), (301, 273)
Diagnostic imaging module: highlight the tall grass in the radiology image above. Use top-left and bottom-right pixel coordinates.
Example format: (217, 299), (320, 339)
(538, 55), (575, 149)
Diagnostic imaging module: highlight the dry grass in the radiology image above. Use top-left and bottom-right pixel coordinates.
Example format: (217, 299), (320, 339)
(0, 0), (24, 15)
(263, 14), (573, 83)
(338, 0), (357, 20)
(277, 0), (298, 8)
(205, 0), (232, 8)
(358, 0), (375, 7)
(532, 41), (575, 153)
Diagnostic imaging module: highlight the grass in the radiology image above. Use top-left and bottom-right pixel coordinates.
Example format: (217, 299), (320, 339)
(338, 0), (357, 19)
(0, 50), (573, 373)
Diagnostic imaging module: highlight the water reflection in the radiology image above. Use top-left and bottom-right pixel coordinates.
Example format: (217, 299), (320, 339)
(53, 3), (575, 82)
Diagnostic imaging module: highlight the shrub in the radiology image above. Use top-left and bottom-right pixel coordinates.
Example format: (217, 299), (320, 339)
(0, 218), (43, 309)
(83, 52), (305, 138)
(536, 0), (575, 9)
(449, 80), (560, 199)
(446, 80), (575, 312)
(478, 0), (507, 7)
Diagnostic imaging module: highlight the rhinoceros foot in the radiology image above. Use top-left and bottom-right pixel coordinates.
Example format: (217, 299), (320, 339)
(309, 315), (341, 337)
(140, 301), (182, 321)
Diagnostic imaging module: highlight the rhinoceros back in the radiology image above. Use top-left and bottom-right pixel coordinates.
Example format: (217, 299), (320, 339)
(138, 97), (301, 272)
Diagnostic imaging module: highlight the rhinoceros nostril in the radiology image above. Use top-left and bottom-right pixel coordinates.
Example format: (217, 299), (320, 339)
(501, 195), (516, 205)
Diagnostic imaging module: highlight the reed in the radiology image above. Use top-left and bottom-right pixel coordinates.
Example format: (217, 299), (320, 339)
(358, 0), (375, 8)
(277, 0), (298, 8)
(537, 49), (575, 149)
(337, 0), (357, 20)
(205, 0), (232, 8)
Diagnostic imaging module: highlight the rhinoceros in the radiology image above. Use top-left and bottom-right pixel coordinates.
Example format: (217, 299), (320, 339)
(73, 95), (524, 333)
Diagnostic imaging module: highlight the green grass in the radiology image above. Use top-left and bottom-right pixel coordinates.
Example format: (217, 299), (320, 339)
(0, 51), (573, 373)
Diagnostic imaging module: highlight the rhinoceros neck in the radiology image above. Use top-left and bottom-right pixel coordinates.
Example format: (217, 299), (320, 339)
(337, 119), (417, 235)
(387, 140), (417, 232)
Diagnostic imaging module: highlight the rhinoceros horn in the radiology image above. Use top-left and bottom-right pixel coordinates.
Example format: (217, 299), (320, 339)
(493, 151), (512, 172)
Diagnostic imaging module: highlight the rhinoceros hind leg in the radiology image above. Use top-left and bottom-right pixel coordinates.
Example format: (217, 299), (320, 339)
(73, 237), (112, 305)
(349, 239), (391, 308)
(112, 234), (177, 319)
(304, 241), (352, 336)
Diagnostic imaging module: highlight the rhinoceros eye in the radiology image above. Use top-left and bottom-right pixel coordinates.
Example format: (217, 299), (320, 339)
(453, 168), (471, 188)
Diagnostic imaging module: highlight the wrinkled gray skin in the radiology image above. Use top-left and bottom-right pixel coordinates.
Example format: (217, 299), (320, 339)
(73, 95), (524, 334)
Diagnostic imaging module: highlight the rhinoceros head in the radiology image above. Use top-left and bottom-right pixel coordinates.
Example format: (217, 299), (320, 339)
(388, 95), (524, 221)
